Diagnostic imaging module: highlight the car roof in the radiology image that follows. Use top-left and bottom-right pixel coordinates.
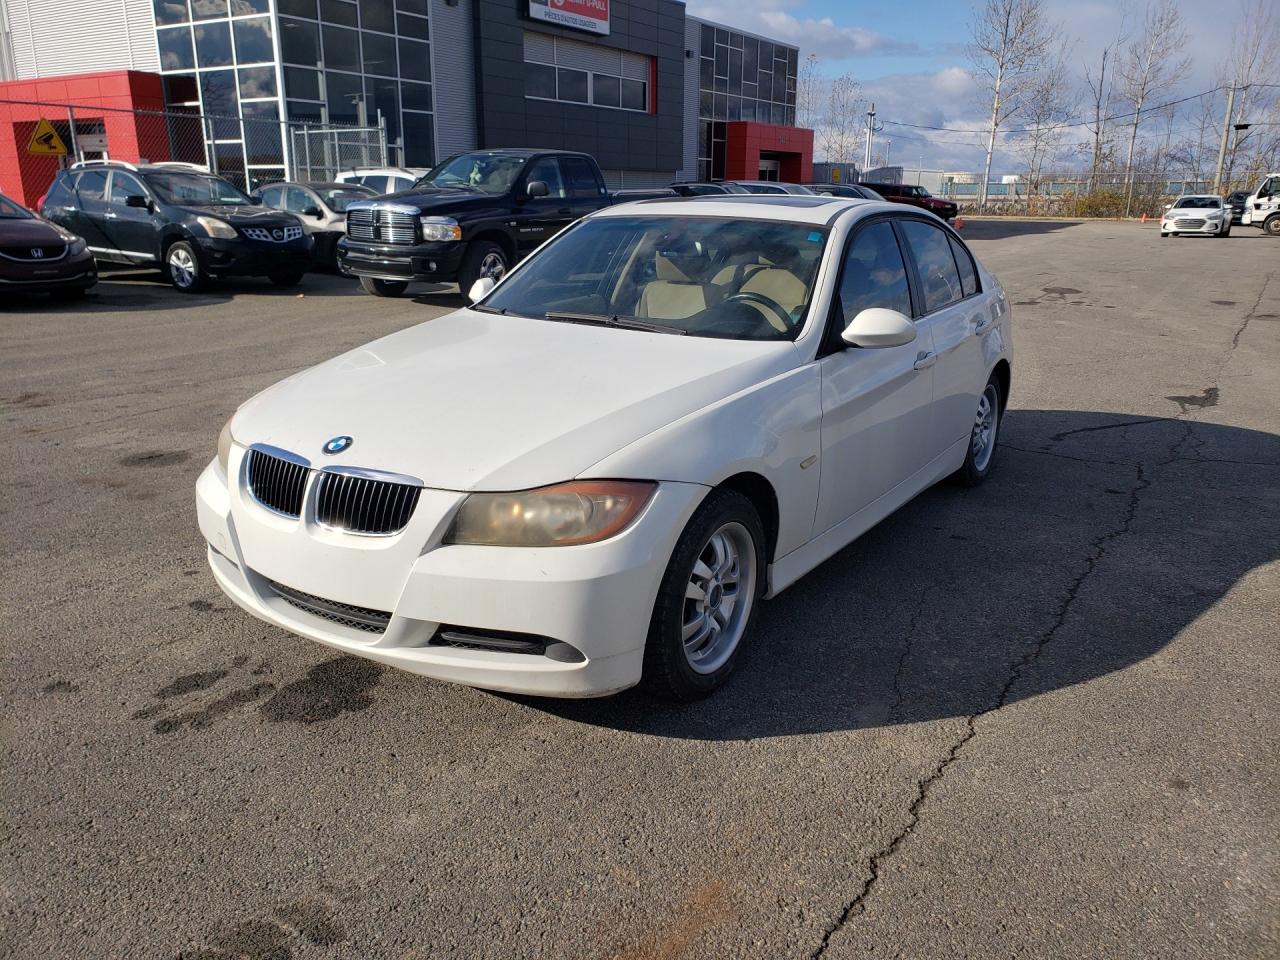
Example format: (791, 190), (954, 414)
(1174, 194), (1223, 200)
(595, 194), (893, 225)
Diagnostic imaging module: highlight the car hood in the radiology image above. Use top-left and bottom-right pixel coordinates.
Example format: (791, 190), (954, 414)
(231, 310), (800, 491)
(0, 217), (67, 243)
(175, 204), (299, 225)
(373, 188), (496, 216)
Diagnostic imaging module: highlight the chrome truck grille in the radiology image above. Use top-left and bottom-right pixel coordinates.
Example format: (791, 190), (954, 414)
(315, 470), (422, 536)
(346, 205), (417, 244)
(246, 448), (310, 517)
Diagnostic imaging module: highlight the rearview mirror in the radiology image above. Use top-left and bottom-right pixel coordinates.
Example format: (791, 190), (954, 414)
(525, 180), (549, 199)
(841, 307), (917, 348)
(125, 194), (149, 209)
(467, 276), (496, 304)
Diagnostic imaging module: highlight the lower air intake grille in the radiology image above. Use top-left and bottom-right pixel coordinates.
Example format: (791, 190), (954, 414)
(315, 471), (421, 535)
(267, 579), (391, 634)
(246, 448), (309, 517)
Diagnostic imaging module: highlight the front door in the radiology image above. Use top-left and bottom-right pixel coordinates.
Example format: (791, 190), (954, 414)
(814, 218), (938, 535)
(515, 157), (573, 255)
(102, 171), (160, 263)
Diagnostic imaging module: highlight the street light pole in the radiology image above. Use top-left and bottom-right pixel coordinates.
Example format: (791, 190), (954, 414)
(864, 103), (876, 173)
(1213, 81), (1236, 196)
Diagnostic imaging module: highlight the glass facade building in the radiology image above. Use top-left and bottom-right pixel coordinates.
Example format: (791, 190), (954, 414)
(152, 0), (435, 188)
(695, 21), (797, 182)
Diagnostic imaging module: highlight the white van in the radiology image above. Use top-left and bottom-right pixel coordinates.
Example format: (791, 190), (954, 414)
(1240, 172), (1280, 235)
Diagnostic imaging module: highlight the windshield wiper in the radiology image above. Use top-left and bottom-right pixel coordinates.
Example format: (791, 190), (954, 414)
(543, 311), (686, 335)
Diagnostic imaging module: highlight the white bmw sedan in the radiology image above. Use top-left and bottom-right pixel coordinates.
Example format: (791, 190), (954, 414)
(197, 196), (1012, 700)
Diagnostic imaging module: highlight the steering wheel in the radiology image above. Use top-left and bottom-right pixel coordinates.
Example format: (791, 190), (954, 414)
(723, 291), (792, 332)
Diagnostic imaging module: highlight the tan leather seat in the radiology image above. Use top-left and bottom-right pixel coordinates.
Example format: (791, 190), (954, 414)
(638, 254), (708, 320)
(737, 268), (806, 331)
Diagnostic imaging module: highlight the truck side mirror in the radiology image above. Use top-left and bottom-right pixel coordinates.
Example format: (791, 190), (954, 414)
(525, 180), (549, 199)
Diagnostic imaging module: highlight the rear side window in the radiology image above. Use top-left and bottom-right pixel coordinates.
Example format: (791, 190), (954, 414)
(562, 157), (603, 198)
(948, 235), (977, 297)
(834, 220), (913, 342)
(899, 219), (963, 313)
(75, 170), (108, 201)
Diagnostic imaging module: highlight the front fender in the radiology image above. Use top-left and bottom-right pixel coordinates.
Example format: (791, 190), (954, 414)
(578, 359), (822, 557)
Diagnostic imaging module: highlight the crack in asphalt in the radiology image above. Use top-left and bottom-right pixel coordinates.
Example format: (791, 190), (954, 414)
(887, 585), (932, 726)
(809, 270), (1271, 958)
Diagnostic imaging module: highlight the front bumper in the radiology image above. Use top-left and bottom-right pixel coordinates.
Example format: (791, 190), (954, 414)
(0, 250), (97, 292)
(196, 451), (707, 697)
(196, 236), (314, 277)
(336, 237), (467, 282)
(1161, 219), (1228, 235)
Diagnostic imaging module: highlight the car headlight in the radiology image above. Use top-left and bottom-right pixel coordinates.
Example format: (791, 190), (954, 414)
(447, 480), (656, 547)
(216, 418), (235, 475)
(419, 216), (462, 242)
(1206, 210), (1223, 219)
(195, 215), (237, 239)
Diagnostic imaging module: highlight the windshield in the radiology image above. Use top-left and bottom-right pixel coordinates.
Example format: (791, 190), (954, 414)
(417, 153), (527, 193)
(0, 194), (32, 219)
(145, 172), (251, 206)
(482, 215), (828, 341)
(319, 187), (373, 211)
(1174, 197), (1221, 208)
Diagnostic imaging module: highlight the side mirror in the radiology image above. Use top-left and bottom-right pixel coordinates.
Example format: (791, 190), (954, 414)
(525, 180), (549, 199)
(467, 276), (496, 304)
(125, 194), (149, 209)
(841, 307), (917, 349)
(303, 205), (323, 218)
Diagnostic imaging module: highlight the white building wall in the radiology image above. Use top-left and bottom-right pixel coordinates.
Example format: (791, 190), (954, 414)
(5, 0), (158, 80)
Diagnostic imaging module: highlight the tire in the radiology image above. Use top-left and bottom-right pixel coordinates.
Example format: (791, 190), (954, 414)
(642, 488), (766, 701)
(952, 377), (1002, 488)
(1264, 216), (1280, 237)
(165, 240), (205, 293)
(359, 277), (408, 297)
(1220, 223), (1231, 237)
(269, 271), (304, 288)
(1160, 232), (1168, 238)
(458, 240), (508, 297)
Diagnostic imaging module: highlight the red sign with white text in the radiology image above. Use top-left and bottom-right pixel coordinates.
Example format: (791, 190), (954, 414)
(529, 0), (610, 36)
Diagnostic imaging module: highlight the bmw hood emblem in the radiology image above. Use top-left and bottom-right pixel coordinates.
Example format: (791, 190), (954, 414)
(323, 435), (353, 455)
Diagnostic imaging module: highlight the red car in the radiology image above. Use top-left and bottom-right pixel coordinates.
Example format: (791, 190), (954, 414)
(859, 182), (959, 222)
(0, 191), (96, 299)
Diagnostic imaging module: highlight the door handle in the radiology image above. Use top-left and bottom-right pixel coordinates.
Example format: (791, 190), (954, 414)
(974, 316), (994, 335)
(103, 210), (118, 219)
(913, 351), (937, 370)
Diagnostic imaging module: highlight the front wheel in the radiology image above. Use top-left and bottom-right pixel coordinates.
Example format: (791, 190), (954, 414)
(952, 377), (1002, 487)
(458, 240), (508, 298)
(1264, 216), (1280, 237)
(642, 488), (765, 701)
(359, 277), (408, 297)
(165, 240), (205, 293)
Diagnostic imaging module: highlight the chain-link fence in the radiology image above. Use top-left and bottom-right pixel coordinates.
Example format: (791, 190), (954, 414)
(0, 97), (387, 209)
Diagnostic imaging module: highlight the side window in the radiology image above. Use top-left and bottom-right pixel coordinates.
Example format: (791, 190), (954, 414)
(362, 176), (388, 193)
(285, 186), (313, 212)
(562, 157), (603, 199)
(259, 186), (284, 208)
(900, 219), (963, 313)
(108, 172), (147, 205)
(75, 170), (108, 201)
(525, 158), (567, 199)
(948, 234), (977, 297)
(834, 220), (913, 340)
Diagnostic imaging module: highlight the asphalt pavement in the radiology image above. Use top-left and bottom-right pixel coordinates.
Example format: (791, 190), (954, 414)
(2, 222), (1277, 959)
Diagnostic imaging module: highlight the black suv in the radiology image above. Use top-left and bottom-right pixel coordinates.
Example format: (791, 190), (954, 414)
(41, 162), (312, 292)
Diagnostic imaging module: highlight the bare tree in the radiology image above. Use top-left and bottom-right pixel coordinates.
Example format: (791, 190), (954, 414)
(1082, 4), (1130, 187)
(820, 74), (862, 165)
(796, 54), (824, 132)
(1118, 0), (1190, 215)
(1222, 0), (1280, 188)
(1013, 46), (1076, 208)
(967, 0), (1055, 207)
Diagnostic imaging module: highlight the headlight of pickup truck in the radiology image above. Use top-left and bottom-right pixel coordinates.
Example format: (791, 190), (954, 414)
(420, 216), (462, 242)
(195, 215), (237, 239)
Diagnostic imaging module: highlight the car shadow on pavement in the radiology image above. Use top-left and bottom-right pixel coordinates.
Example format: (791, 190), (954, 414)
(959, 219), (1080, 241)
(528, 409), (1280, 740)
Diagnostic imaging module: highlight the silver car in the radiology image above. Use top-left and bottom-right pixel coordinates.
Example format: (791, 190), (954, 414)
(255, 181), (377, 267)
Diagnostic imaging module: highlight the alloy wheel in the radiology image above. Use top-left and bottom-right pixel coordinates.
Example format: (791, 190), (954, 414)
(681, 521), (757, 675)
(971, 383), (999, 471)
(169, 247), (196, 289)
(479, 251), (506, 281)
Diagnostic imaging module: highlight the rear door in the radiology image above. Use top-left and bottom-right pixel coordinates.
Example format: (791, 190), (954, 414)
(897, 217), (989, 454)
(70, 169), (113, 256)
(102, 171), (160, 262)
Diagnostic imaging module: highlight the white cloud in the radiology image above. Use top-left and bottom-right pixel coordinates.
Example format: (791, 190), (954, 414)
(687, 0), (915, 59)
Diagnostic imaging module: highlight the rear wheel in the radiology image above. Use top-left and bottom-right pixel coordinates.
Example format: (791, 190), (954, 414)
(952, 377), (1002, 487)
(1264, 215), (1280, 237)
(642, 488), (765, 701)
(165, 240), (205, 293)
(458, 240), (508, 298)
(359, 277), (408, 297)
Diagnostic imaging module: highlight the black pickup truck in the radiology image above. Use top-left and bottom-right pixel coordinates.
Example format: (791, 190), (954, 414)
(337, 148), (672, 297)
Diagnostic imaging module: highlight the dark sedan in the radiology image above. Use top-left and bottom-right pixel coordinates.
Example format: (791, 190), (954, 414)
(0, 192), (96, 300)
(1225, 190), (1249, 224)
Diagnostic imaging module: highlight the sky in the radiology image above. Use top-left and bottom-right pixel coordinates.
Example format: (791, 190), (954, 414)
(684, 0), (1248, 174)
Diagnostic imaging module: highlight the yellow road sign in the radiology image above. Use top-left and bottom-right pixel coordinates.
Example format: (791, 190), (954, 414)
(27, 118), (68, 156)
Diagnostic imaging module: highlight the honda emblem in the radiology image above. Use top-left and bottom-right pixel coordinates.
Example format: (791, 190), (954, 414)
(31, 248), (44, 258)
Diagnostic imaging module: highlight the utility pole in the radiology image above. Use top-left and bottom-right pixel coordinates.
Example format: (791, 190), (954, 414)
(863, 103), (876, 173)
(1212, 81), (1236, 196)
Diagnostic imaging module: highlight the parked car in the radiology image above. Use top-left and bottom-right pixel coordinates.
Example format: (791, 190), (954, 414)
(334, 167), (430, 195)
(1160, 195), (1230, 238)
(254, 181), (376, 267)
(41, 161), (312, 292)
(0, 191), (96, 299)
(806, 183), (885, 201)
(860, 182), (959, 222)
(668, 181), (751, 196)
(724, 181), (817, 195)
(1239, 172), (1279, 236)
(1224, 190), (1250, 224)
(199, 194), (1013, 700)
(337, 149), (674, 297)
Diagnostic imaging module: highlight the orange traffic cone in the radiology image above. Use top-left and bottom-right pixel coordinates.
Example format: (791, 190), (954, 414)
(954, 216), (964, 229)
(1141, 212), (1147, 223)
